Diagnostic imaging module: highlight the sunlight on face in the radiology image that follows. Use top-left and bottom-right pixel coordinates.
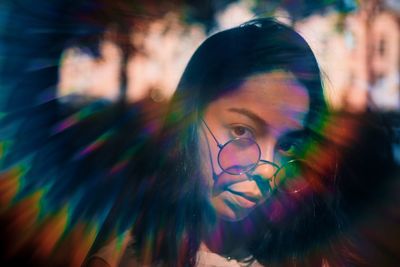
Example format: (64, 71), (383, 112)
(198, 71), (310, 221)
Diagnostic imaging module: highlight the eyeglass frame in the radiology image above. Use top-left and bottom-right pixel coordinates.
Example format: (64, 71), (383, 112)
(201, 119), (305, 192)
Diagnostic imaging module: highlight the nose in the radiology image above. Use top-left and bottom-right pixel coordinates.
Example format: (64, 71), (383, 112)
(251, 159), (279, 179)
(247, 142), (279, 192)
(253, 159), (279, 177)
(247, 161), (279, 195)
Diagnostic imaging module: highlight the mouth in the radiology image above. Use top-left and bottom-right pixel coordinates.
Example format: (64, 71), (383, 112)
(226, 188), (259, 203)
(224, 189), (258, 209)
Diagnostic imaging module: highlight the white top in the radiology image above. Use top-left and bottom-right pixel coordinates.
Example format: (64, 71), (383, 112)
(89, 232), (263, 267)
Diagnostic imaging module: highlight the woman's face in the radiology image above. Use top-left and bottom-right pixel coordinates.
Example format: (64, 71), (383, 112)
(198, 71), (310, 221)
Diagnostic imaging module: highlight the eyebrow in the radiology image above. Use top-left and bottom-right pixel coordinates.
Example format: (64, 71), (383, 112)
(227, 108), (267, 127)
(227, 108), (308, 136)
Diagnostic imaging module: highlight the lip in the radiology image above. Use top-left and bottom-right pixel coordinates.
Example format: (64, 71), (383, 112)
(226, 188), (260, 203)
(224, 190), (258, 209)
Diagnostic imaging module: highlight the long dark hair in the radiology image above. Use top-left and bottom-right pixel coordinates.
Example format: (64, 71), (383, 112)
(128, 18), (382, 267)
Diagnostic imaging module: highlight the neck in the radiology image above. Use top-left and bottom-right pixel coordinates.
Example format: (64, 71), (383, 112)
(201, 218), (254, 260)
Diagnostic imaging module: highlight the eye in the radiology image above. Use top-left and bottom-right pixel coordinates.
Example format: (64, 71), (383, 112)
(229, 125), (254, 139)
(277, 140), (298, 156)
(276, 135), (305, 158)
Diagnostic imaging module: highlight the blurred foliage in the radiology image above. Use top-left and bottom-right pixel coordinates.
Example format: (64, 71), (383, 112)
(6, 0), (359, 53)
(2, 0), (359, 61)
(0, 0), (360, 102)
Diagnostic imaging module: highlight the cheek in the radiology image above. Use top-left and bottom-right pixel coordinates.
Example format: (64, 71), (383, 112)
(197, 132), (217, 188)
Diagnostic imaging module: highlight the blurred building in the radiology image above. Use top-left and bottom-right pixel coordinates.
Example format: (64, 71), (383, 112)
(367, 0), (400, 110)
(297, 0), (399, 111)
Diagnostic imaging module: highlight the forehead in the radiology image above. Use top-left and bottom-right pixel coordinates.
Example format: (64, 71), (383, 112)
(204, 71), (310, 133)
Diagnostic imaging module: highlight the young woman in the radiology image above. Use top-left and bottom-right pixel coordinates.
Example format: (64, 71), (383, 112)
(87, 17), (398, 267)
(86, 17), (345, 267)
(0, 4), (397, 265)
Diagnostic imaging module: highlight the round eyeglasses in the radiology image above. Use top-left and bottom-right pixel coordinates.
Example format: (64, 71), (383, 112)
(202, 120), (309, 194)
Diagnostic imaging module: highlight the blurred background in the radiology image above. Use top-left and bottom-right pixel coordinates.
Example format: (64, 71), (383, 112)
(0, 1), (400, 266)
(57, 0), (400, 111)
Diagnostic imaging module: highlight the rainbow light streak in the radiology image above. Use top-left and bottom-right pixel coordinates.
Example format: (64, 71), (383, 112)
(0, 166), (23, 210)
(108, 145), (140, 175)
(74, 130), (114, 160)
(0, 141), (6, 159)
(142, 230), (155, 265)
(143, 120), (158, 136)
(258, 110), (356, 223)
(4, 160), (30, 197)
(48, 221), (97, 267)
(0, 132), (113, 263)
(33, 204), (69, 258)
(5, 189), (44, 256)
(52, 102), (107, 134)
(115, 231), (129, 253)
(109, 159), (129, 175)
(69, 222), (98, 267)
(53, 116), (78, 134)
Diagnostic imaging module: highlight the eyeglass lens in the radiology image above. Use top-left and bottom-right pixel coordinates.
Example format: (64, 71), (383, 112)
(218, 139), (308, 193)
(218, 138), (260, 175)
(275, 160), (309, 193)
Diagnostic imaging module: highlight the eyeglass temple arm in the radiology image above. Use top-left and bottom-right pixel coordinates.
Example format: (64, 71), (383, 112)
(201, 119), (223, 148)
